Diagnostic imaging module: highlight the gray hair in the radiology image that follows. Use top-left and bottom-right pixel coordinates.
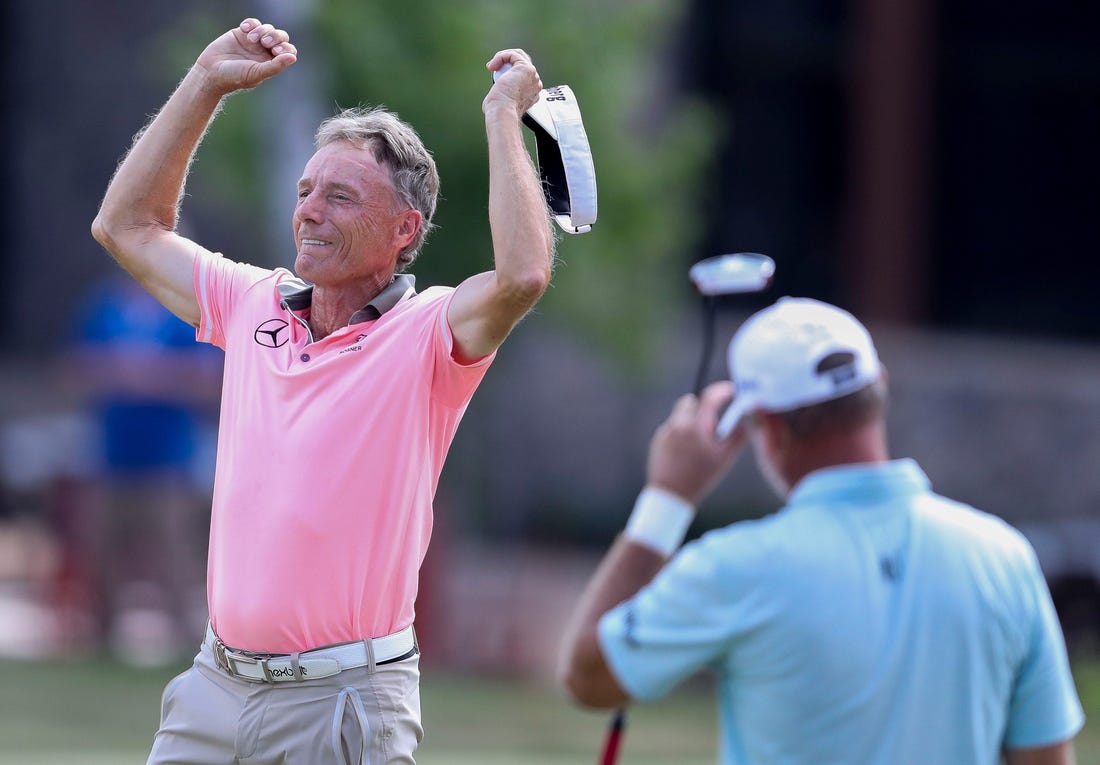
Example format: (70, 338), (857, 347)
(776, 380), (888, 441)
(763, 352), (887, 440)
(315, 106), (440, 270)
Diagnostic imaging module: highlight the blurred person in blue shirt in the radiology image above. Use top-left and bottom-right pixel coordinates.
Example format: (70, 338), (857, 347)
(70, 272), (221, 664)
(560, 298), (1083, 765)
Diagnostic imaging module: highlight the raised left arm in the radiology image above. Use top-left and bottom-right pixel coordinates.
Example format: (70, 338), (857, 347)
(447, 49), (555, 363)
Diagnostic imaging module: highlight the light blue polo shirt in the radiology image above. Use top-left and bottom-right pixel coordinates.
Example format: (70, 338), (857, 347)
(599, 459), (1084, 764)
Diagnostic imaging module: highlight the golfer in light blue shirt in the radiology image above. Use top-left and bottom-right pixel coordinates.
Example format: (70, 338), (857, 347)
(560, 298), (1083, 765)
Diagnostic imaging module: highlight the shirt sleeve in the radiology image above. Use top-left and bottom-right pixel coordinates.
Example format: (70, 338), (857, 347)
(427, 287), (496, 410)
(193, 250), (274, 349)
(598, 527), (775, 702)
(1003, 548), (1086, 748)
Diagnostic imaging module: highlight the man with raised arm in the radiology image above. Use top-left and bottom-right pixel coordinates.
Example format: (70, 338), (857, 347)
(92, 17), (554, 765)
(559, 298), (1083, 765)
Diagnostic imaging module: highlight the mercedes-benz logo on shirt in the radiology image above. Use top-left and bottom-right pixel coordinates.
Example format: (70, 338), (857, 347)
(254, 319), (290, 348)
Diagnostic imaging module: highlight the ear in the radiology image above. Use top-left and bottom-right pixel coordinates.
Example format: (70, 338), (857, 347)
(393, 209), (422, 251)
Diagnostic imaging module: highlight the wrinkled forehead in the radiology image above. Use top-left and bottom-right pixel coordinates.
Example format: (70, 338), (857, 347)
(299, 141), (395, 190)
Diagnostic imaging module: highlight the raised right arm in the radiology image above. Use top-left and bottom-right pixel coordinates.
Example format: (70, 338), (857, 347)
(559, 382), (744, 707)
(91, 18), (296, 327)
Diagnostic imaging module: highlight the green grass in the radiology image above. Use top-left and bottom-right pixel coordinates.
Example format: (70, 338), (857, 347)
(417, 672), (716, 765)
(0, 657), (715, 765)
(0, 655), (1096, 764)
(1071, 656), (1100, 760)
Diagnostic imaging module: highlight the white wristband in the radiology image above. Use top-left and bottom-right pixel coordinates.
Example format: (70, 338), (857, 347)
(624, 487), (696, 556)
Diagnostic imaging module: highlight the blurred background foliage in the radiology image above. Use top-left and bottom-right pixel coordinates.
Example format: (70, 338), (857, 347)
(153, 0), (717, 369)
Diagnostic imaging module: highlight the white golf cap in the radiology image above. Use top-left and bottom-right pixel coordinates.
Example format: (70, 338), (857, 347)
(522, 85), (597, 234)
(715, 297), (882, 439)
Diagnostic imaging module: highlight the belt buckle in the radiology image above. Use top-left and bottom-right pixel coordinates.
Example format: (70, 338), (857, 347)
(213, 639), (231, 674)
(217, 643), (278, 682)
(257, 657), (275, 682)
(214, 640), (270, 681)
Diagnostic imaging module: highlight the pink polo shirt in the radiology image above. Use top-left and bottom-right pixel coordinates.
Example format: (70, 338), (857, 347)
(194, 251), (494, 653)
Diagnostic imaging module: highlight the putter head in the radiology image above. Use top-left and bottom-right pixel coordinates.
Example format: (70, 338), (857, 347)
(689, 253), (775, 296)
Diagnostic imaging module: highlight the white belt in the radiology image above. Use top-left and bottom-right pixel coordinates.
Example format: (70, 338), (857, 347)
(204, 624), (417, 683)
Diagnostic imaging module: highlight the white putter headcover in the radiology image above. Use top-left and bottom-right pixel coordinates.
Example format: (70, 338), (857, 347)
(494, 65), (598, 234)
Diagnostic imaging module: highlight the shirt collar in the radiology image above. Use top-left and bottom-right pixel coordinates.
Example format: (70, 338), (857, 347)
(277, 273), (417, 323)
(787, 458), (930, 507)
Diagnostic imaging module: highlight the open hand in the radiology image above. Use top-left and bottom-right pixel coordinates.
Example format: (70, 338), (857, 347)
(195, 18), (297, 95)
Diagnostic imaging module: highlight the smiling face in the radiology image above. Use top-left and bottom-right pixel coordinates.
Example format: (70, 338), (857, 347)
(292, 141), (420, 289)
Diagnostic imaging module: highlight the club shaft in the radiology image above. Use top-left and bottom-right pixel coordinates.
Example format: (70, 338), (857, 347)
(599, 709), (626, 765)
(693, 296), (718, 395)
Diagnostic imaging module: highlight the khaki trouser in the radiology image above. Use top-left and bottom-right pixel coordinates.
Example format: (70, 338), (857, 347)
(147, 640), (423, 764)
